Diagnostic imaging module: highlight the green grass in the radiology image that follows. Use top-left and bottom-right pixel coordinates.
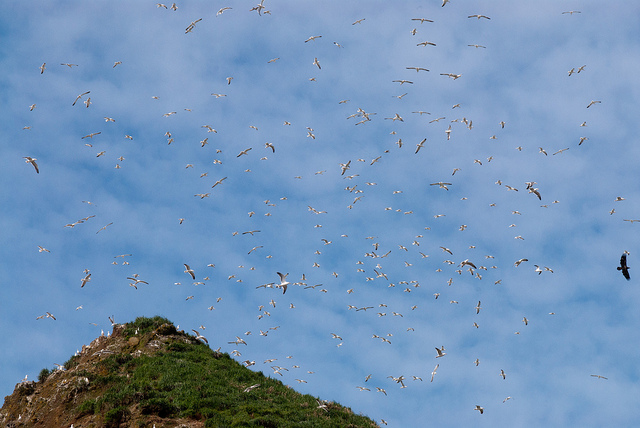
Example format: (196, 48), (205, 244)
(75, 316), (376, 427)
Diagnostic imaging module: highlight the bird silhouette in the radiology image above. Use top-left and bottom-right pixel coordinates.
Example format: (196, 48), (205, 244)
(618, 253), (630, 280)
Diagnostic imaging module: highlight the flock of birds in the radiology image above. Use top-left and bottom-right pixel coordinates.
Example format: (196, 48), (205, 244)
(16, 2), (635, 425)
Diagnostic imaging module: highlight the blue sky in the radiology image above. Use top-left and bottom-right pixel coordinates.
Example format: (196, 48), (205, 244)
(2, 1), (640, 426)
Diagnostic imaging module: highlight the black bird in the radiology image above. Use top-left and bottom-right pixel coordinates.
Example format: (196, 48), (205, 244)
(618, 253), (630, 280)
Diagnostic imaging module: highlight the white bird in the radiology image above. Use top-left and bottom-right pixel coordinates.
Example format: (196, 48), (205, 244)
(23, 157), (39, 173)
(80, 273), (91, 288)
(430, 364), (439, 382)
(435, 346), (446, 358)
(191, 329), (208, 344)
(184, 264), (196, 279)
(276, 272), (290, 294)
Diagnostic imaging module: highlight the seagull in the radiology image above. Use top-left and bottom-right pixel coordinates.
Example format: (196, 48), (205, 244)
(184, 264), (196, 279)
(430, 364), (439, 382)
(590, 374), (608, 380)
(276, 272), (290, 294)
(352, 18), (365, 25)
(500, 369), (506, 379)
(474, 405), (484, 414)
(23, 157), (39, 173)
(406, 66), (429, 72)
(237, 148), (252, 157)
(217, 7), (232, 15)
(468, 14), (490, 19)
(37, 246), (50, 253)
(191, 329), (208, 344)
(305, 35), (322, 42)
(313, 58), (321, 69)
(475, 301), (482, 314)
(412, 18), (434, 23)
(618, 253), (630, 280)
(435, 346), (446, 358)
(439, 246), (453, 255)
(72, 91), (90, 106)
(586, 100), (601, 108)
(80, 273), (91, 288)
(440, 73), (462, 79)
(431, 182), (452, 190)
(127, 277), (149, 287)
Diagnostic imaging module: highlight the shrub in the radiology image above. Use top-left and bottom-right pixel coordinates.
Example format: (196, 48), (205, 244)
(38, 368), (51, 383)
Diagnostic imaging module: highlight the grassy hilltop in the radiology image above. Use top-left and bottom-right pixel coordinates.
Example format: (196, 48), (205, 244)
(0, 316), (378, 427)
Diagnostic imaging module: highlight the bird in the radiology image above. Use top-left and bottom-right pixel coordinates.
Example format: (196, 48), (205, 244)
(406, 66), (429, 72)
(474, 405), (484, 414)
(431, 182), (452, 190)
(23, 157), (39, 173)
(430, 364), (439, 382)
(36, 312), (56, 321)
(586, 100), (601, 108)
(80, 273), (91, 288)
(435, 346), (446, 358)
(514, 258), (529, 267)
(72, 91), (90, 106)
(500, 369), (506, 379)
(184, 264), (196, 279)
(352, 18), (365, 25)
(590, 374), (608, 380)
(416, 41), (436, 47)
(37, 246), (50, 253)
(440, 73), (462, 79)
(237, 148), (252, 157)
(468, 14), (491, 19)
(276, 272), (290, 294)
(475, 301), (482, 314)
(185, 18), (203, 34)
(191, 329), (208, 344)
(618, 253), (630, 280)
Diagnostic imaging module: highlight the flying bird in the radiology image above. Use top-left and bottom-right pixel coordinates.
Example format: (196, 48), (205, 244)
(618, 253), (630, 280)
(184, 263), (196, 279)
(72, 91), (90, 106)
(23, 157), (39, 173)
(276, 272), (290, 294)
(430, 364), (439, 382)
(191, 329), (208, 344)
(80, 273), (91, 288)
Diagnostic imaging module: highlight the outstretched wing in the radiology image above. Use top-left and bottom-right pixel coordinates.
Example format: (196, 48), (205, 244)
(619, 254), (630, 280)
